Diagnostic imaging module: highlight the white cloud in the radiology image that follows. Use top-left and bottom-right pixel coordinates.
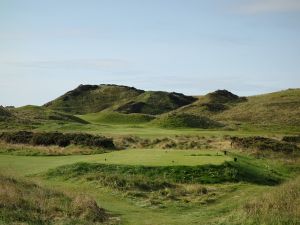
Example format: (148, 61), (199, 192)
(236, 0), (300, 14)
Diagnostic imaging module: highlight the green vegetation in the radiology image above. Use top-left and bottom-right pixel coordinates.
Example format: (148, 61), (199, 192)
(214, 88), (300, 127)
(1, 85), (300, 224)
(116, 91), (196, 115)
(0, 106), (13, 121)
(0, 174), (108, 225)
(282, 135), (300, 143)
(175, 88), (300, 131)
(0, 142), (108, 156)
(45, 157), (283, 186)
(44, 84), (196, 115)
(0, 131), (115, 149)
(231, 136), (299, 153)
(114, 135), (231, 151)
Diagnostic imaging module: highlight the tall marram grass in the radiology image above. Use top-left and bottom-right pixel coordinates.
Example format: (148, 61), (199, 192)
(0, 174), (108, 225)
(224, 176), (300, 225)
(243, 176), (300, 225)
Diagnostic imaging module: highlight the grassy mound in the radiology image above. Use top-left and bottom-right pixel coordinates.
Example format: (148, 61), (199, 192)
(175, 89), (246, 115)
(205, 90), (247, 104)
(46, 156), (283, 187)
(12, 105), (88, 124)
(152, 112), (222, 128)
(44, 84), (196, 115)
(0, 174), (108, 225)
(116, 91), (196, 115)
(79, 111), (155, 124)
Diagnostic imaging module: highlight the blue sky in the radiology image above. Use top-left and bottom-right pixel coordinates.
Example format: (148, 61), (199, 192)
(0, 0), (300, 106)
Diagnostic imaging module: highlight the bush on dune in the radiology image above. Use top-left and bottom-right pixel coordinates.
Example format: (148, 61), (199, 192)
(0, 131), (115, 149)
(230, 136), (299, 153)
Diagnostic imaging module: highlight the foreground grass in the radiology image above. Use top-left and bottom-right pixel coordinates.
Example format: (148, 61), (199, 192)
(0, 174), (108, 225)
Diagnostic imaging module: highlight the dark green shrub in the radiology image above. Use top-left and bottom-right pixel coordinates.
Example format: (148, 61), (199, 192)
(0, 131), (33, 144)
(0, 131), (114, 149)
(282, 136), (300, 143)
(231, 136), (299, 153)
(67, 133), (115, 149)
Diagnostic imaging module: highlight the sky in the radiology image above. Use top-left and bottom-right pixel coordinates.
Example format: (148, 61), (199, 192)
(0, 0), (300, 107)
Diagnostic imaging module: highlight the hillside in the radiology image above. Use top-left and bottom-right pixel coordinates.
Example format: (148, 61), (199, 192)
(213, 88), (300, 127)
(44, 84), (197, 115)
(173, 89), (300, 128)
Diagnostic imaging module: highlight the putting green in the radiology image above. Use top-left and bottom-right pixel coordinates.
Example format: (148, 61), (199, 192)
(93, 149), (232, 166)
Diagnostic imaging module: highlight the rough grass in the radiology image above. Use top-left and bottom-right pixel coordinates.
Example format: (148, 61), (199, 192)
(114, 135), (231, 150)
(45, 156), (284, 187)
(79, 111), (155, 124)
(225, 175), (300, 225)
(0, 174), (108, 225)
(43, 156), (288, 208)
